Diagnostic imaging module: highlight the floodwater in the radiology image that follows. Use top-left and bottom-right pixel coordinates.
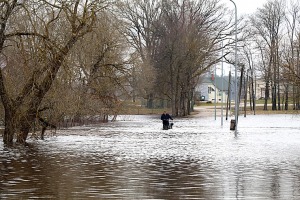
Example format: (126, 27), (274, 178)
(1, 110), (300, 199)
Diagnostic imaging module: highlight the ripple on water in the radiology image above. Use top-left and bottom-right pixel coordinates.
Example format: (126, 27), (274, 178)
(1, 114), (300, 199)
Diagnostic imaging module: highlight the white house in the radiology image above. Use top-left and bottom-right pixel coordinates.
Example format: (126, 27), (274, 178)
(255, 79), (265, 99)
(195, 74), (230, 103)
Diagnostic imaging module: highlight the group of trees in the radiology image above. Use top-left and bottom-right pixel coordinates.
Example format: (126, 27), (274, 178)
(1, 0), (300, 145)
(242, 0), (300, 111)
(0, 0), (129, 145)
(0, 0), (236, 145)
(118, 0), (235, 116)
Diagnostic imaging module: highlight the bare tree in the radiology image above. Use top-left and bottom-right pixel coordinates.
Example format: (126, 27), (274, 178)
(240, 42), (256, 113)
(118, 0), (235, 116)
(117, 0), (161, 108)
(250, 0), (285, 110)
(0, 0), (110, 145)
(282, 0), (300, 110)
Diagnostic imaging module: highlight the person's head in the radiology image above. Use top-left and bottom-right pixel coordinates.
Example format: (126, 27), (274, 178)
(163, 111), (166, 114)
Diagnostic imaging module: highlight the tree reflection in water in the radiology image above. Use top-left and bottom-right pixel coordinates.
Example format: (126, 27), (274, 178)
(1, 114), (300, 199)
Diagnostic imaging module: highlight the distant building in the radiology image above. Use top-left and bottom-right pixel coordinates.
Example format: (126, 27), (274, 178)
(195, 73), (231, 103)
(195, 72), (267, 103)
(255, 79), (265, 99)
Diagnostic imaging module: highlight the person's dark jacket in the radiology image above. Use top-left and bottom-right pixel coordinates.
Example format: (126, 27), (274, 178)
(161, 113), (173, 121)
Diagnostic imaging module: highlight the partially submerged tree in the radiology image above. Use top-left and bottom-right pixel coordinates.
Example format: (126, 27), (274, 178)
(0, 0), (110, 145)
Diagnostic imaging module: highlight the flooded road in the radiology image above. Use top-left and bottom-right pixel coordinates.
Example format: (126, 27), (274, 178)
(1, 111), (300, 199)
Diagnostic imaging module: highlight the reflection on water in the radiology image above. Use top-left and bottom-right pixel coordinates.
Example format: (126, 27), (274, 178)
(1, 114), (300, 199)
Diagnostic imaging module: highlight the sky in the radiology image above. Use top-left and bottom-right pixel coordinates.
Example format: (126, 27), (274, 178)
(225, 0), (268, 15)
(215, 0), (269, 75)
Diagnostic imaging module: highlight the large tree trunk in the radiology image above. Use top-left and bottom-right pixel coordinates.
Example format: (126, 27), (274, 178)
(3, 109), (16, 146)
(272, 84), (277, 110)
(264, 80), (270, 110)
(16, 111), (37, 144)
(285, 85), (289, 110)
(17, 122), (31, 144)
(244, 72), (248, 117)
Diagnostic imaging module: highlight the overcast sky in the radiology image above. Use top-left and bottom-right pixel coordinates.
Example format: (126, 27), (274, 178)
(217, 0), (269, 75)
(225, 0), (268, 15)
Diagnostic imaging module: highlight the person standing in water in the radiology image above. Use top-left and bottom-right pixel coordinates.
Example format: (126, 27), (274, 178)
(161, 111), (173, 130)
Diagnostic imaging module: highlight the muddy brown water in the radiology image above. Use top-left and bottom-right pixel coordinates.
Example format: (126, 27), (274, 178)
(1, 113), (300, 199)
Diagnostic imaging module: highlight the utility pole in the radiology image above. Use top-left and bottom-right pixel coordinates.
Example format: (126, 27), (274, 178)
(229, 0), (238, 134)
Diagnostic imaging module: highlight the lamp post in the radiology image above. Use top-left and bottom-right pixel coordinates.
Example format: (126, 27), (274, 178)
(214, 64), (217, 120)
(221, 41), (224, 126)
(229, 0), (238, 133)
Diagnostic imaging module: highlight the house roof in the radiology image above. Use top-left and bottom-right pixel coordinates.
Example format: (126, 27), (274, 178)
(200, 75), (230, 91)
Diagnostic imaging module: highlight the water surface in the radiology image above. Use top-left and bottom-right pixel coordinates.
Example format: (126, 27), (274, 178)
(1, 113), (300, 199)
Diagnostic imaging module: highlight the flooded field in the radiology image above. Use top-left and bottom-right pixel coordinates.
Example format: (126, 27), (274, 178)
(1, 112), (300, 199)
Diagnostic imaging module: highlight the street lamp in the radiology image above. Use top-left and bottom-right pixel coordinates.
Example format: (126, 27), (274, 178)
(221, 41), (224, 126)
(229, 0), (238, 134)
